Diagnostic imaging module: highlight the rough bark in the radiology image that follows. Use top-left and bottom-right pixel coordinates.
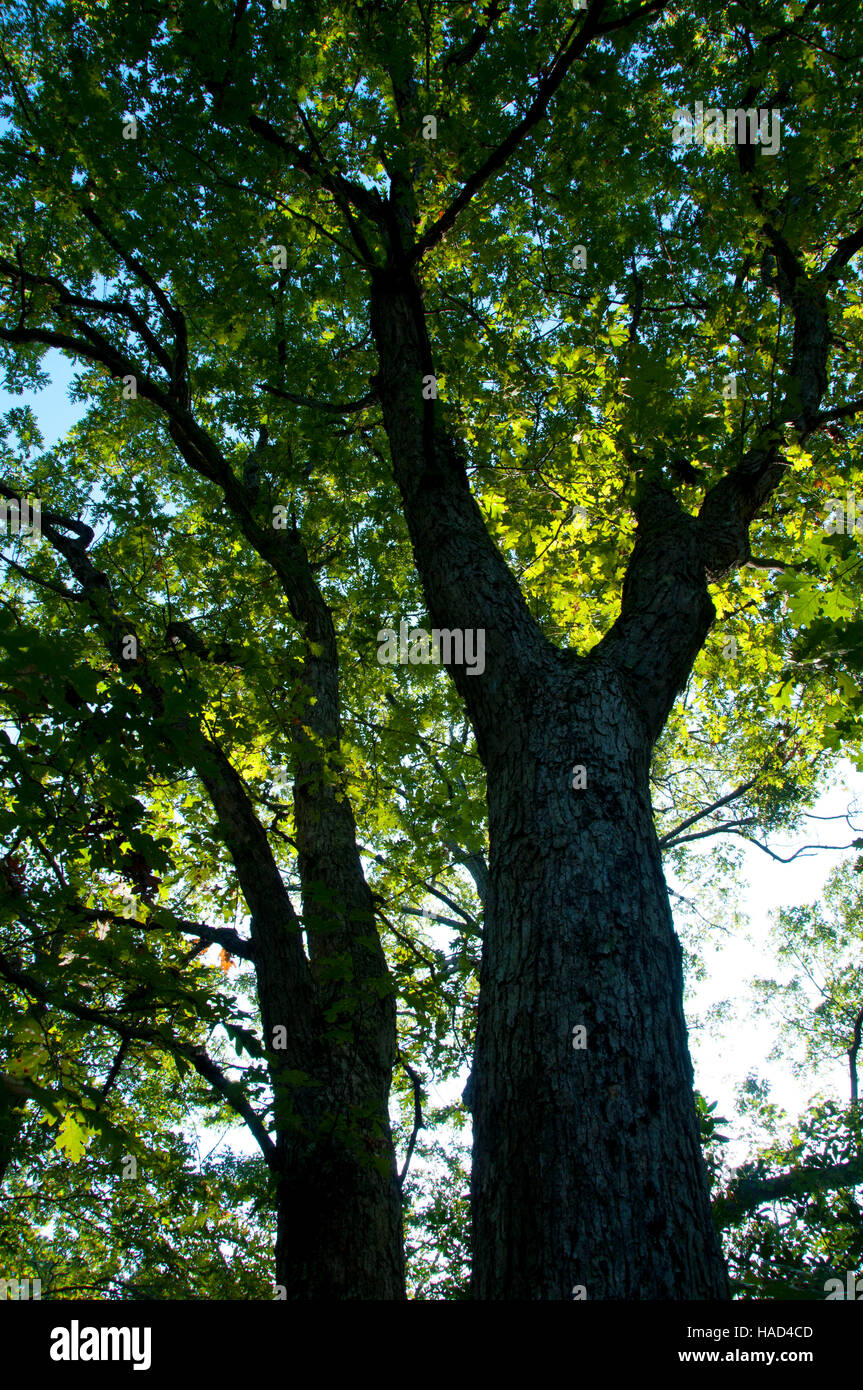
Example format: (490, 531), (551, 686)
(195, 738), (404, 1300)
(473, 664), (727, 1297)
(364, 42), (846, 1280)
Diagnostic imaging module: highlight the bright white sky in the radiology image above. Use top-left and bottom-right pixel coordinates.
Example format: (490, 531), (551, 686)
(2, 351), (856, 1171)
(684, 765), (861, 1161)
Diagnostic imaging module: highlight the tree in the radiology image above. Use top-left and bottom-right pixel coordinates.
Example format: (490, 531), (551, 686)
(2, 0), (863, 1299)
(713, 862), (863, 1297)
(1, 1006), (276, 1300)
(719, 1096), (863, 1299)
(754, 862), (863, 1106)
(402, 1109), (472, 1300)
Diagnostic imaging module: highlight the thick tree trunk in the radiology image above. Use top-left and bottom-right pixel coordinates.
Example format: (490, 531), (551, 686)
(470, 663), (729, 1298)
(370, 261), (731, 1299)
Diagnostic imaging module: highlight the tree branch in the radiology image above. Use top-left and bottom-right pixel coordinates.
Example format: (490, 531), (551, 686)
(247, 112), (381, 266)
(396, 1052), (424, 1189)
(442, 0), (504, 69)
(850, 1003), (863, 1108)
(412, 0), (668, 261)
(812, 395), (863, 427)
(0, 947), (277, 1163)
(716, 1159), (863, 1227)
(71, 905), (256, 962)
(659, 774), (761, 848)
(0, 552), (85, 603)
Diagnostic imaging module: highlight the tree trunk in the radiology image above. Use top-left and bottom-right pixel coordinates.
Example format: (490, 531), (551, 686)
(370, 261), (731, 1299)
(470, 663), (729, 1298)
(274, 1052), (405, 1300)
(155, 423), (408, 1299)
(195, 705), (405, 1302)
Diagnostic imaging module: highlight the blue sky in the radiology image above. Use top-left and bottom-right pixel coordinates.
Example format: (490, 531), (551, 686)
(0, 348), (81, 449)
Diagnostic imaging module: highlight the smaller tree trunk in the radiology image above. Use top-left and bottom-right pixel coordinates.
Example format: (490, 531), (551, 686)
(274, 1056), (405, 1299)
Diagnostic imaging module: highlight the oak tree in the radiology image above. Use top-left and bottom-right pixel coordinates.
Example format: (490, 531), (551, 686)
(2, 0), (863, 1299)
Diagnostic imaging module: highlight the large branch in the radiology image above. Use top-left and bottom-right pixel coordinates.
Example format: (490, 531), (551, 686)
(246, 113), (382, 226)
(597, 174), (836, 741)
(411, 0), (669, 261)
(592, 479), (716, 741)
(79, 203), (190, 406)
(0, 320), (178, 422)
(247, 113), (380, 267)
(442, 0), (505, 70)
(370, 262), (558, 752)
(715, 1159), (863, 1228)
(0, 255), (172, 374)
(71, 904), (256, 962)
